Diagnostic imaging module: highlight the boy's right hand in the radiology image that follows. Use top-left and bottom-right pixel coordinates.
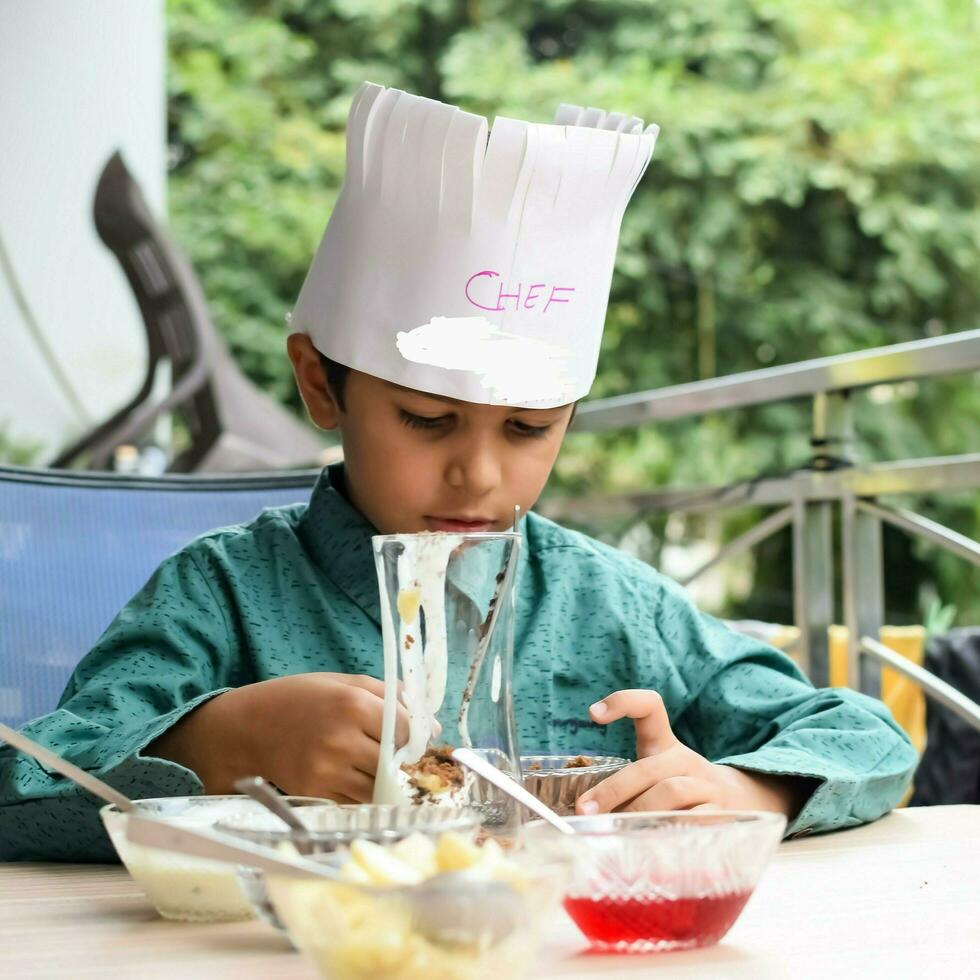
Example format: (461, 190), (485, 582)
(147, 673), (409, 804)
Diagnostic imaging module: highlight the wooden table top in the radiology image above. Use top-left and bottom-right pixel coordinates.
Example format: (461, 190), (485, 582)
(2, 805), (978, 979)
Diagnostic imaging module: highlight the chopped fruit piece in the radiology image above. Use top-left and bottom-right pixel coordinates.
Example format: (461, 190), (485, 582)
(435, 831), (483, 872)
(339, 860), (373, 885)
(413, 771), (450, 795)
(391, 834), (438, 877)
(350, 838), (423, 886)
(397, 586), (422, 623)
(479, 837), (505, 865)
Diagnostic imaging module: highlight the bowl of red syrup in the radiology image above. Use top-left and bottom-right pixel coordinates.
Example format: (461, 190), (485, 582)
(523, 810), (785, 953)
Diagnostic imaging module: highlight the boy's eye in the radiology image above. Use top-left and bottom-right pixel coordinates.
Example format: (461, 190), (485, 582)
(399, 409), (451, 430)
(509, 420), (551, 439)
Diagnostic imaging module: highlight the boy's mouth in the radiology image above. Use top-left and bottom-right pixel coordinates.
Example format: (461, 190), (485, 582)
(424, 516), (496, 533)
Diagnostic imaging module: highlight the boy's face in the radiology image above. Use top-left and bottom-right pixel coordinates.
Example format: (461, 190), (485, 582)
(288, 335), (574, 534)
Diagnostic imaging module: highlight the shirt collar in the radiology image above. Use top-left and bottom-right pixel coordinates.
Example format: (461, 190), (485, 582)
(298, 463), (382, 624)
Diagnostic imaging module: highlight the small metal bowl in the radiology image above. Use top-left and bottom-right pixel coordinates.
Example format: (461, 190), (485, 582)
(521, 755), (630, 817)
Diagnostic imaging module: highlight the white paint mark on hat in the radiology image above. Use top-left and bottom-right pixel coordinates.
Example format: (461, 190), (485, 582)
(396, 317), (573, 404)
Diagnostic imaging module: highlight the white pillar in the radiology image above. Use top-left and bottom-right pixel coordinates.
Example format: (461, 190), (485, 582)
(0, 1), (165, 460)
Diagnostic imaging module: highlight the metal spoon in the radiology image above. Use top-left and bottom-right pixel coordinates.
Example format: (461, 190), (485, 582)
(126, 812), (523, 947)
(458, 532), (521, 747)
(0, 719), (135, 812)
(127, 811), (334, 877)
(452, 747), (577, 834)
(0, 720), (522, 946)
(233, 775), (317, 855)
(233, 777), (308, 832)
(231, 776), (521, 944)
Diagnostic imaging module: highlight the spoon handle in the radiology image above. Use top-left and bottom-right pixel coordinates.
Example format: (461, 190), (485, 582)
(452, 747), (576, 835)
(234, 776), (309, 832)
(0, 719), (134, 812)
(125, 813), (336, 880)
(458, 538), (520, 748)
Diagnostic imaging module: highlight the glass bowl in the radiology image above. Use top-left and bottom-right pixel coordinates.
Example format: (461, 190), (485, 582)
(520, 754), (629, 817)
(99, 794), (334, 922)
(523, 811), (786, 953)
(265, 845), (571, 980)
(215, 803), (483, 930)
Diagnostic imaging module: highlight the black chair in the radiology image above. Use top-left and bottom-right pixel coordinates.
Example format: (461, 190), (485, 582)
(51, 152), (331, 473)
(0, 464), (318, 728)
(911, 629), (980, 806)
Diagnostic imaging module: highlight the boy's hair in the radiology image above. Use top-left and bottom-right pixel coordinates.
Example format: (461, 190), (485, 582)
(319, 353), (351, 410)
(317, 351), (578, 421)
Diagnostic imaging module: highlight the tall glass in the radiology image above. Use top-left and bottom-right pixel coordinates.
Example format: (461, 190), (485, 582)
(372, 531), (522, 832)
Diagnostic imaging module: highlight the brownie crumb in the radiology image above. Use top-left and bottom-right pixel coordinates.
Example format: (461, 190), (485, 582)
(527, 761), (543, 771)
(401, 744), (465, 801)
(564, 755), (595, 768)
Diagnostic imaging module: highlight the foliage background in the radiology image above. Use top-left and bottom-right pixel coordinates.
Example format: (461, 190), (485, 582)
(166, 0), (980, 625)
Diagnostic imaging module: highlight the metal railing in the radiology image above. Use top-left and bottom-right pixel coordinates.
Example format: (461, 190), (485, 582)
(574, 328), (980, 429)
(542, 328), (980, 726)
(861, 637), (980, 734)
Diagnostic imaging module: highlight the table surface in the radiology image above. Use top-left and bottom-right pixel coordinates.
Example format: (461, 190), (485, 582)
(2, 805), (978, 979)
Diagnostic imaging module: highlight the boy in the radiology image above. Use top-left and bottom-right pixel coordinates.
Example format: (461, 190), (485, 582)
(0, 84), (915, 860)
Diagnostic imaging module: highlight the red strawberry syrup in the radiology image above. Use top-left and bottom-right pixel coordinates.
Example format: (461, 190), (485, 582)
(564, 890), (752, 951)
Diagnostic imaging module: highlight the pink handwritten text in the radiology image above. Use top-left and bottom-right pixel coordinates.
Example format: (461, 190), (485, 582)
(464, 270), (576, 313)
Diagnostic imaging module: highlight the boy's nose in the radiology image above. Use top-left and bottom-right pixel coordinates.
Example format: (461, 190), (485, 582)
(445, 438), (502, 498)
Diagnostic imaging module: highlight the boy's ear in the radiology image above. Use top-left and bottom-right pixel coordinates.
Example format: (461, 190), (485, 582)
(287, 334), (341, 431)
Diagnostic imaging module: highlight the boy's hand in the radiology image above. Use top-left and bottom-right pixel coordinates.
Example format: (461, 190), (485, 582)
(148, 673), (409, 804)
(575, 690), (810, 820)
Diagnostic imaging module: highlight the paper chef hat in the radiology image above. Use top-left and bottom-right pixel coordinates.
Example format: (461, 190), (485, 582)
(292, 82), (659, 408)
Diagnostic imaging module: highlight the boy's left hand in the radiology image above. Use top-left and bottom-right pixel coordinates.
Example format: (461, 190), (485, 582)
(575, 690), (811, 820)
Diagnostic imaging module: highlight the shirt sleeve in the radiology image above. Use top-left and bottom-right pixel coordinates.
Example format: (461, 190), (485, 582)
(642, 577), (918, 837)
(0, 544), (238, 861)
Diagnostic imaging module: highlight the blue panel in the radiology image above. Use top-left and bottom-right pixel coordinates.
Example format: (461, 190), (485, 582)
(0, 471), (317, 728)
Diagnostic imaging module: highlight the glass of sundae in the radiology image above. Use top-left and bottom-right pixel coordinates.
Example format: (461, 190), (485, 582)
(372, 531), (522, 833)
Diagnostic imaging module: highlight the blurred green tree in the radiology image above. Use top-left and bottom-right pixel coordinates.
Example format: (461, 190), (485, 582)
(167, 0), (980, 623)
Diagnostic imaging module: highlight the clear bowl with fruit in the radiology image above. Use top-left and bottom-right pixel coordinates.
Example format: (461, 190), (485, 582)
(266, 831), (571, 980)
(215, 803), (482, 928)
(100, 795), (334, 922)
(523, 811), (785, 953)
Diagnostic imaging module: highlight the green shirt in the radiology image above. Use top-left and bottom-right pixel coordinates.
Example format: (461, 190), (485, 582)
(0, 465), (915, 859)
